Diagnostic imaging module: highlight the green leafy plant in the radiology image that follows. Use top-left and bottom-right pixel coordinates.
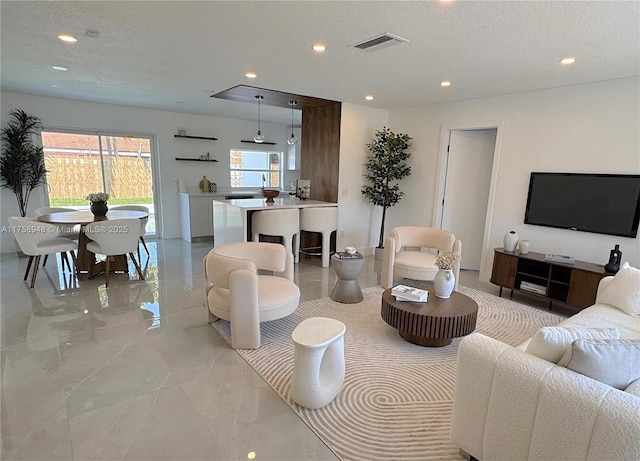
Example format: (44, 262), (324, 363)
(361, 127), (413, 248)
(1, 109), (48, 217)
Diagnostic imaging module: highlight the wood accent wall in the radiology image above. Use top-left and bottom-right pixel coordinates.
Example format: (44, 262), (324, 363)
(300, 102), (341, 203)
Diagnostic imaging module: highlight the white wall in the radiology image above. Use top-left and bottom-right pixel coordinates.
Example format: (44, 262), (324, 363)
(1, 92), (296, 251)
(388, 77), (640, 280)
(338, 103), (389, 255)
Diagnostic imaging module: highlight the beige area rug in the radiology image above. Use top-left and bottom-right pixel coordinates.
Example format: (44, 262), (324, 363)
(212, 285), (566, 461)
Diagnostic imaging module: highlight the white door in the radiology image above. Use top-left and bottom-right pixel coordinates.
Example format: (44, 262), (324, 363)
(441, 129), (496, 270)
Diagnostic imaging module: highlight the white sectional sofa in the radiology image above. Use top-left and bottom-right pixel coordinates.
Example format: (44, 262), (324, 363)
(450, 271), (640, 461)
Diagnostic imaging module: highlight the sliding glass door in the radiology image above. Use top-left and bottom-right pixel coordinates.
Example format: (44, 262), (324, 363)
(40, 131), (156, 235)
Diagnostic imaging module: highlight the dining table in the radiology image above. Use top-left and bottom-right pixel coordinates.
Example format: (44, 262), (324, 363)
(37, 209), (148, 276)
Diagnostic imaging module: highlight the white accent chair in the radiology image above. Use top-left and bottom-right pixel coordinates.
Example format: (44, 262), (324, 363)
(381, 226), (462, 290)
(291, 317), (346, 409)
(9, 216), (81, 288)
(252, 208), (300, 263)
(84, 218), (145, 287)
(33, 206), (80, 270)
(299, 207), (338, 267)
(204, 242), (300, 349)
(108, 205), (150, 258)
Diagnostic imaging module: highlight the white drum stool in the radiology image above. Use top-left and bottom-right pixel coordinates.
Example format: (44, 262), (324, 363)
(299, 207), (338, 268)
(252, 208), (300, 263)
(291, 317), (346, 409)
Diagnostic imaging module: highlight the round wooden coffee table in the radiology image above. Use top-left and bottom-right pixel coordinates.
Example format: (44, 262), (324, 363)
(381, 286), (478, 347)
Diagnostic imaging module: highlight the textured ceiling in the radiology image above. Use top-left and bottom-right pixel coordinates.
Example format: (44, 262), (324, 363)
(1, 1), (638, 125)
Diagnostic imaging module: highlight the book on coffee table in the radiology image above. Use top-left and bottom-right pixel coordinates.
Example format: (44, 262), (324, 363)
(391, 285), (428, 302)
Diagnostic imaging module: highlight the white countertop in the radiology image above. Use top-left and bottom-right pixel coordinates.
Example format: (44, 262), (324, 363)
(215, 197), (336, 210)
(179, 190), (262, 197)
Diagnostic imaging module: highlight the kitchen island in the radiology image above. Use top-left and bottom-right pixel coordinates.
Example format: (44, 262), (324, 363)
(213, 197), (337, 247)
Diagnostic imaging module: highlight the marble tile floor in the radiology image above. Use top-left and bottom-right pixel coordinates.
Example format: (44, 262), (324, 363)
(0, 239), (503, 461)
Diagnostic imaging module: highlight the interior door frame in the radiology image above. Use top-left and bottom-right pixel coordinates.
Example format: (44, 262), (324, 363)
(432, 121), (504, 282)
(37, 126), (162, 238)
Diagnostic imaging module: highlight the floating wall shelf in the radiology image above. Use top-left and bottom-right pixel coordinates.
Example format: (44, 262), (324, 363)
(174, 135), (218, 140)
(175, 157), (219, 163)
(241, 139), (277, 146)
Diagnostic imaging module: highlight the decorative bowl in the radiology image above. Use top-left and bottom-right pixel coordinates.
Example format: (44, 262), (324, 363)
(262, 189), (280, 203)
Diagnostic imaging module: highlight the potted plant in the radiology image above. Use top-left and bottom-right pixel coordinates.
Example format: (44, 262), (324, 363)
(361, 127), (412, 256)
(1, 109), (48, 217)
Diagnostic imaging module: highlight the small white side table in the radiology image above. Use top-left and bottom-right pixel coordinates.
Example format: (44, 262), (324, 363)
(290, 317), (346, 409)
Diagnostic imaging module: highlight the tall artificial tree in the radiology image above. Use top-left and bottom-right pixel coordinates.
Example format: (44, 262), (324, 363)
(0, 109), (48, 217)
(361, 127), (412, 249)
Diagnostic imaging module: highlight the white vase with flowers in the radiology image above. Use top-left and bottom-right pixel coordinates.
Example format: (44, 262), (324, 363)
(433, 251), (461, 298)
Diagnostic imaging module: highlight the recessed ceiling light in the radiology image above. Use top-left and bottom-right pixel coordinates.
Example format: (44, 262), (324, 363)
(440, 80), (452, 87)
(312, 43), (326, 52)
(365, 95), (374, 101)
(245, 72), (257, 79)
(560, 56), (576, 65)
(52, 66), (67, 71)
(58, 34), (77, 43)
(50, 84), (59, 88)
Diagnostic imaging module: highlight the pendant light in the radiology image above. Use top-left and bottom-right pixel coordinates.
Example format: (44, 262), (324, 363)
(287, 100), (298, 145)
(254, 95), (264, 143)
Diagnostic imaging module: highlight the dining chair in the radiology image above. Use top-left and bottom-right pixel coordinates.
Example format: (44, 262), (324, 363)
(9, 216), (82, 288)
(108, 205), (150, 258)
(33, 206), (80, 270)
(84, 218), (145, 287)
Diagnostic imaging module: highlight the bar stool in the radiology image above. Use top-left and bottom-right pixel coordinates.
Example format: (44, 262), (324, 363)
(299, 207), (338, 268)
(252, 209), (300, 263)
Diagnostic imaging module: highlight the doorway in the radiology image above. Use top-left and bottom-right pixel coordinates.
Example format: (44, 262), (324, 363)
(40, 131), (157, 235)
(435, 127), (500, 272)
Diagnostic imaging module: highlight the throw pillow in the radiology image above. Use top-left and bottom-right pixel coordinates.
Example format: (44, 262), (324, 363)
(557, 338), (640, 390)
(625, 378), (640, 398)
(597, 262), (640, 316)
(525, 326), (620, 363)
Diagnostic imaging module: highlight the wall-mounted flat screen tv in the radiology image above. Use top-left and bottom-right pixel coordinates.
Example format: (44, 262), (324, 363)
(524, 172), (640, 238)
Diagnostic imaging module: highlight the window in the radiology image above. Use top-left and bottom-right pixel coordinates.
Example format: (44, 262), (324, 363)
(230, 150), (282, 188)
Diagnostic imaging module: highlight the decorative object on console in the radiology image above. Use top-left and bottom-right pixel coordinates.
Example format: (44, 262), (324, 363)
(345, 246), (356, 255)
(434, 251), (461, 299)
(296, 179), (310, 200)
(199, 175), (213, 192)
(261, 189), (279, 203)
(361, 127), (413, 250)
(85, 191), (109, 217)
(544, 253), (575, 264)
(604, 244), (622, 273)
(518, 239), (530, 254)
(503, 230), (519, 252)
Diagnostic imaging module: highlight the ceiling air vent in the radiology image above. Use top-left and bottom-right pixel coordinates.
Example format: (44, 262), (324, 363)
(351, 33), (408, 52)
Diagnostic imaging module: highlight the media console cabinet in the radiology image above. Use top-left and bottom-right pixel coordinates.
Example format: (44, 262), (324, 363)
(490, 248), (611, 310)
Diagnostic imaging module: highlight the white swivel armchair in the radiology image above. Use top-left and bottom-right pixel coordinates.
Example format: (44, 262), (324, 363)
(204, 242), (300, 349)
(381, 226), (462, 290)
(84, 218), (145, 287)
(9, 216), (81, 288)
